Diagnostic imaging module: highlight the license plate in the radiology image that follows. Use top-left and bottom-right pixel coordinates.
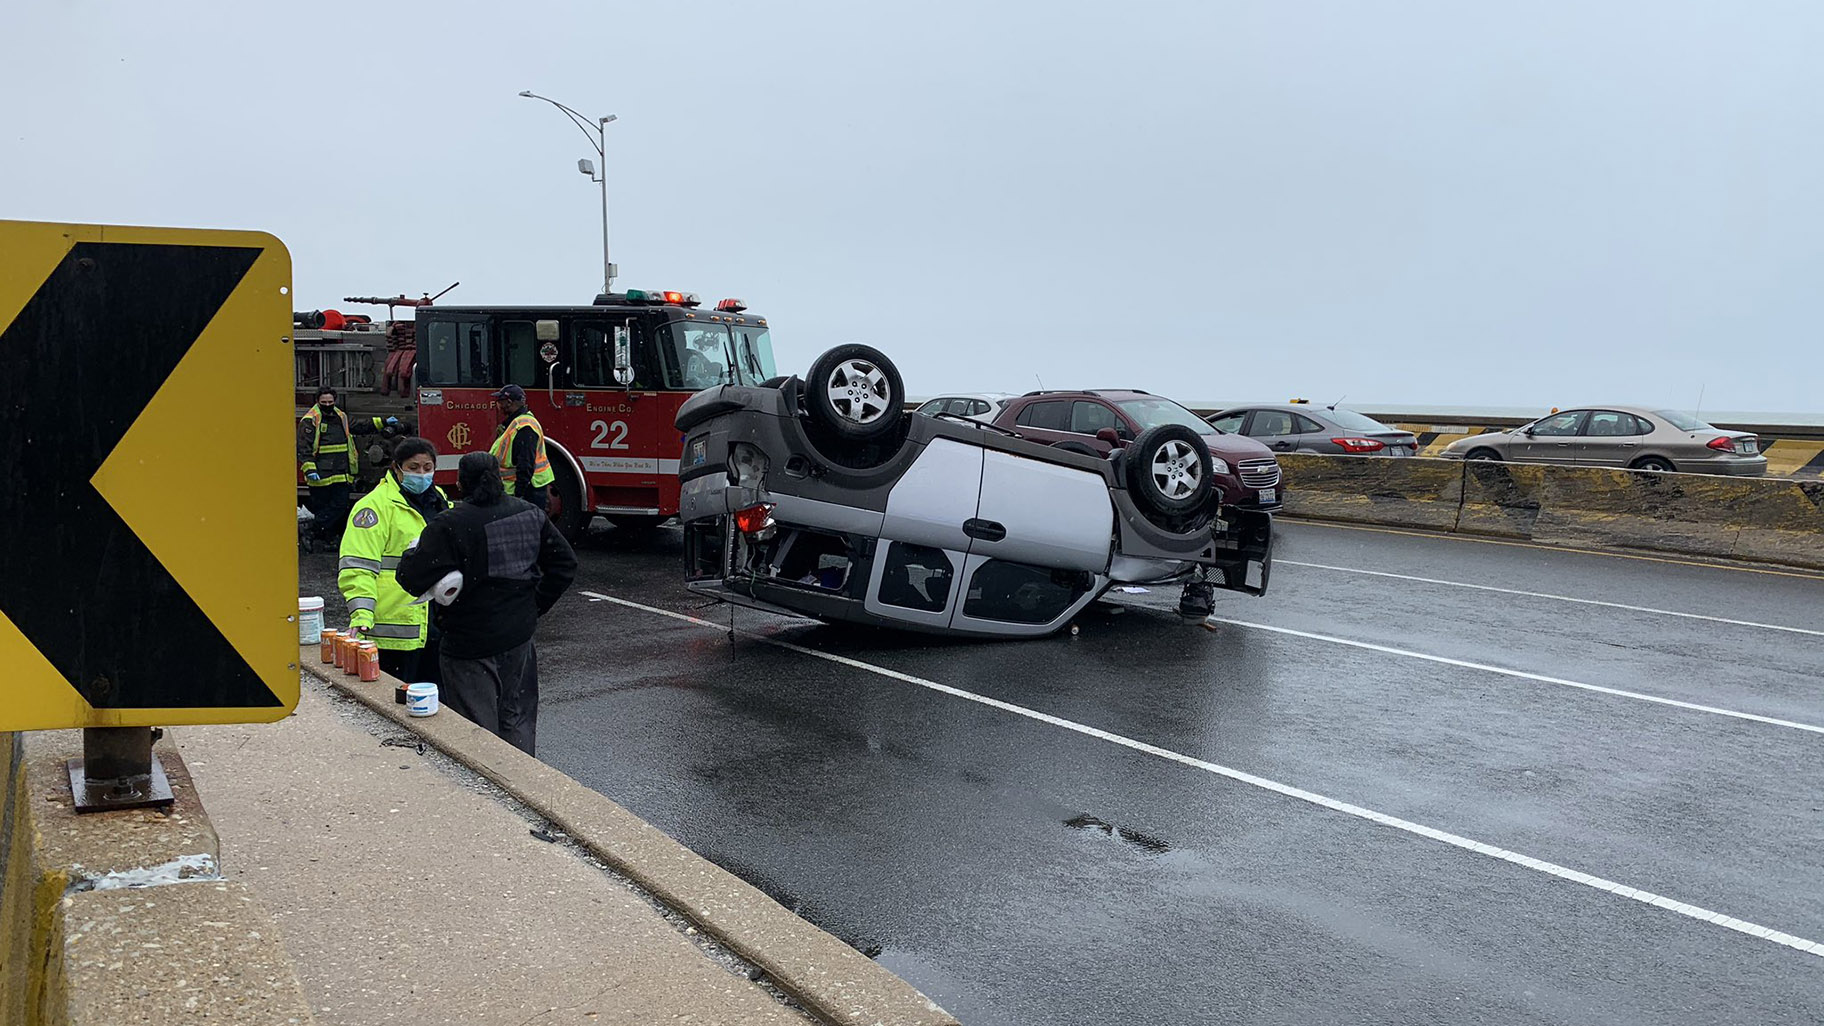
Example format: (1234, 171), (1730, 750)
(1391, 446), (1413, 456)
(1260, 488), (1276, 505)
(688, 438), (708, 467)
(1737, 441), (1757, 455)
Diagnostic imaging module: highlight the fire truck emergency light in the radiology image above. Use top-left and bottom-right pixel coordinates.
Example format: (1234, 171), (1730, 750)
(624, 289), (701, 307)
(716, 299), (747, 312)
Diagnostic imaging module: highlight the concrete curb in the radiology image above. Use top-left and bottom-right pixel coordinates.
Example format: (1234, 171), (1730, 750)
(0, 730), (314, 1026)
(301, 649), (959, 1026)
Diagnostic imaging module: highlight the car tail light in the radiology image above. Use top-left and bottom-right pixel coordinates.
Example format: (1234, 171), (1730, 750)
(733, 502), (776, 538)
(1332, 437), (1386, 453)
(1706, 436), (1753, 452)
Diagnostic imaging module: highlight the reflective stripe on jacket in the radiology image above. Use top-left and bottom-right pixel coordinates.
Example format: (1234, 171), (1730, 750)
(489, 413), (556, 488)
(337, 473), (448, 651)
(300, 406), (357, 485)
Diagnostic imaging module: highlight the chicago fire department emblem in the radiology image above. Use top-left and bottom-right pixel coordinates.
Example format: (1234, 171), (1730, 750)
(446, 422), (472, 449)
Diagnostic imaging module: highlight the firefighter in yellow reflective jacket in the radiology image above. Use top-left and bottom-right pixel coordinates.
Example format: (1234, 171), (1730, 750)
(298, 388), (398, 543)
(339, 438), (450, 682)
(487, 384), (555, 512)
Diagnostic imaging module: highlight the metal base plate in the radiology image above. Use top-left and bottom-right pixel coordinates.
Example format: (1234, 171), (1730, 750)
(67, 754), (175, 814)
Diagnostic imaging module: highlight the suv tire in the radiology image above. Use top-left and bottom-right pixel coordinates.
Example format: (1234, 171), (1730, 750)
(806, 344), (903, 442)
(1126, 424), (1214, 518)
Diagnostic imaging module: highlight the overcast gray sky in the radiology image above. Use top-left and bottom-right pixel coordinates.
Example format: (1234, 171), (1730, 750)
(4, 1), (1818, 414)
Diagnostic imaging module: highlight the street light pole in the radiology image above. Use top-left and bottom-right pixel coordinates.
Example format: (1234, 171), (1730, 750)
(518, 90), (619, 294)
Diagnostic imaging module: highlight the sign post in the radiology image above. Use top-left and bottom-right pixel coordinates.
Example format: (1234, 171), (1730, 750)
(0, 220), (300, 810)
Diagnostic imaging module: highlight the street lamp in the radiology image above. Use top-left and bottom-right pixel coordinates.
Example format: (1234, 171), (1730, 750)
(518, 90), (619, 294)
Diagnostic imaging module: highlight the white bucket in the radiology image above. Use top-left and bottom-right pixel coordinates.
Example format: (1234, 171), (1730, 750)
(298, 596), (325, 645)
(406, 682), (439, 717)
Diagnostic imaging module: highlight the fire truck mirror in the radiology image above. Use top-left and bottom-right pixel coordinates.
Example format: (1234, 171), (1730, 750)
(613, 325), (633, 385)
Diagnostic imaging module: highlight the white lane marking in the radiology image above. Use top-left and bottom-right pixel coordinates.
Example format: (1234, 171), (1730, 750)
(1204, 618), (1824, 736)
(581, 590), (1824, 960)
(1278, 560), (1824, 638)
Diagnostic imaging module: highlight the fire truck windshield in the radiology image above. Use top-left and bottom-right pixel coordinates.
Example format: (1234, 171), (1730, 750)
(662, 319), (777, 390)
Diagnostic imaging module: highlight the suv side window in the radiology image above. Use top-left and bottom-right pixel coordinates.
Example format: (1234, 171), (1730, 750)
(877, 543), (954, 612)
(916, 399), (945, 416)
(962, 561), (1092, 625)
(1015, 400), (1070, 431)
(1069, 401), (1118, 435)
(1208, 412), (1245, 433)
(1248, 410), (1298, 437)
(970, 400), (991, 416)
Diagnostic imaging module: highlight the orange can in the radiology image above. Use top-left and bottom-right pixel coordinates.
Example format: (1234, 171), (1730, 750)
(358, 643), (380, 682)
(341, 635), (361, 675)
(331, 632), (347, 668)
(320, 629), (338, 664)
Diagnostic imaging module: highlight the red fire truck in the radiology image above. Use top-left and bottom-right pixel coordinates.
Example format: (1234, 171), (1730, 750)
(411, 290), (777, 538)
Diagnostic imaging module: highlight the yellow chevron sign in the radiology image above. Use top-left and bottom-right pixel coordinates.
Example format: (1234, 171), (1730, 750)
(0, 220), (299, 730)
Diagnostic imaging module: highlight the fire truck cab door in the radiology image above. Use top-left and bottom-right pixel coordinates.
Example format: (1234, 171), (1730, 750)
(571, 319), (665, 514)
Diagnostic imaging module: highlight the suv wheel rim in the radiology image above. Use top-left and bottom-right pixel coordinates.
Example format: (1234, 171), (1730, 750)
(1150, 439), (1201, 499)
(826, 359), (890, 424)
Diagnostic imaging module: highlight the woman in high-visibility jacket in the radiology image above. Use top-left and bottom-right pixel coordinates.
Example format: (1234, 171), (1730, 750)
(339, 437), (451, 682)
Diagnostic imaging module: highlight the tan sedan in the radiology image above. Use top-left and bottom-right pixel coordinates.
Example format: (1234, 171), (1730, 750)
(1440, 407), (1767, 476)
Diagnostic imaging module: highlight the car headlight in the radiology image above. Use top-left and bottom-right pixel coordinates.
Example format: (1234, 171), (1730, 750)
(1209, 457), (1231, 475)
(727, 442), (770, 488)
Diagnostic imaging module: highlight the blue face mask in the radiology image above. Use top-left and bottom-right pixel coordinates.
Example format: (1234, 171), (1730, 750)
(399, 471), (435, 495)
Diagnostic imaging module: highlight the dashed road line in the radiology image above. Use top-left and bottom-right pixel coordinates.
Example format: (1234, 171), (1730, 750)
(581, 589), (1824, 960)
(1277, 560), (1824, 637)
(1204, 617), (1824, 736)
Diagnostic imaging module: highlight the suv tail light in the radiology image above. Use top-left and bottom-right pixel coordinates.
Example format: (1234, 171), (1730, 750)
(1332, 437), (1386, 453)
(733, 502), (776, 539)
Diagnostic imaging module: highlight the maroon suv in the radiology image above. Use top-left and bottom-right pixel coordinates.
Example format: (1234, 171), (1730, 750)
(991, 390), (1283, 510)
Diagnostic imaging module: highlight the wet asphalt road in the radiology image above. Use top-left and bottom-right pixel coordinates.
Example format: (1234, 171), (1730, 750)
(301, 520), (1824, 1025)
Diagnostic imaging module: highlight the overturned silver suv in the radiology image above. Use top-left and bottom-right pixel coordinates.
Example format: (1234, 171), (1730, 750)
(675, 345), (1272, 639)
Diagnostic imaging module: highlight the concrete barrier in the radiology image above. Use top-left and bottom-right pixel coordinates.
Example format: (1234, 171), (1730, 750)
(1454, 460), (1549, 540)
(1273, 453), (1824, 570)
(0, 730), (313, 1026)
(1275, 453), (1464, 531)
(1532, 467), (1752, 560)
(1729, 479), (1824, 567)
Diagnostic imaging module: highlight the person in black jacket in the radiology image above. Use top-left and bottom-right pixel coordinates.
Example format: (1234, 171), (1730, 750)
(395, 452), (577, 754)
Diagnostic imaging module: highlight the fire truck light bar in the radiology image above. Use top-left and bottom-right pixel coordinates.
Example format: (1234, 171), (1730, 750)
(625, 289), (701, 307)
(716, 298), (747, 312)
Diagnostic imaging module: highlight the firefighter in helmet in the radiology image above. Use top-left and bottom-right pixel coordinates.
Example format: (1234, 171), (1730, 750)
(298, 388), (399, 542)
(487, 384), (555, 512)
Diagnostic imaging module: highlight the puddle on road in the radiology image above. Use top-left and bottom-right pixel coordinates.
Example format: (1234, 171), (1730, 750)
(1064, 813), (1172, 854)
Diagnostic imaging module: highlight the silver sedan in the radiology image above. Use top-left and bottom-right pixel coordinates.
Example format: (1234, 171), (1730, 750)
(1440, 407), (1766, 476)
